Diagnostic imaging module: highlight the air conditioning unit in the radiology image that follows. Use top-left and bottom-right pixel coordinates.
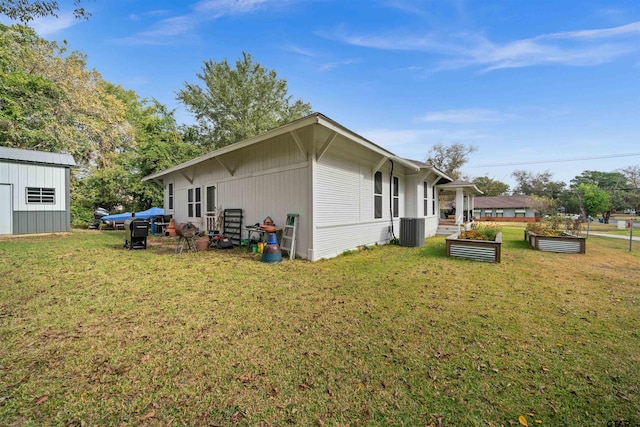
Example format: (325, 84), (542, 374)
(400, 217), (425, 247)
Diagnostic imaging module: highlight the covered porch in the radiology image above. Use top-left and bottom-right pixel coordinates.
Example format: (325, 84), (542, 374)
(435, 180), (484, 235)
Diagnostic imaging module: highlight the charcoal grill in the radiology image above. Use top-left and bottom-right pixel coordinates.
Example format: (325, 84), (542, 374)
(124, 217), (149, 250)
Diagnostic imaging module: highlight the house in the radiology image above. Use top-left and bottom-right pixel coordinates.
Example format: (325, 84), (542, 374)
(142, 113), (479, 260)
(472, 195), (539, 222)
(0, 146), (76, 235)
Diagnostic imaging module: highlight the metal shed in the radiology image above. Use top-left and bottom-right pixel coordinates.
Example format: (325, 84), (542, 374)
(0, 147), (76, 235)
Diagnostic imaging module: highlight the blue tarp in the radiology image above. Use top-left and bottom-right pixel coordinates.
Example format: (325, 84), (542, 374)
(101, 207), (164, 221)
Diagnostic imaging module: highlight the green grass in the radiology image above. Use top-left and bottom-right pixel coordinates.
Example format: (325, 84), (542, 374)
(0, 228), (638, 426)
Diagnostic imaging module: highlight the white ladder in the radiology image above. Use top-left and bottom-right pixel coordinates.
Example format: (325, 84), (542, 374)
(281, 213), (299, 260)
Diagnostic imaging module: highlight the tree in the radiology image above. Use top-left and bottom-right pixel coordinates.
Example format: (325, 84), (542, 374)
(570, 169), (632, 219)
(619, 165), (640, 212)
(529, 195), (557, 217)
(472, 176), (509, 196)
(0, 24), (132, 170)
(177, 51), (312, 150)
(0, 0), (89, 23)
(575, 183), (611, 220)
(511, 169), (565, 198)
(425, 142), (477, 180)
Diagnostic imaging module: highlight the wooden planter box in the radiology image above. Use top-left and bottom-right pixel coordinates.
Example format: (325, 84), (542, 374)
(524, 230), (586, 254)
(446, 232), (502, 263)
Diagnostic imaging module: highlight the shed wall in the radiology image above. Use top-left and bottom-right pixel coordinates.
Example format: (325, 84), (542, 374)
(0, 160), (70, 234)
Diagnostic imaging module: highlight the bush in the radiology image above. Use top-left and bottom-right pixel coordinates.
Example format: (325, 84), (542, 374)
(70, 204), (92, 229)
(459, 223), (501, 241)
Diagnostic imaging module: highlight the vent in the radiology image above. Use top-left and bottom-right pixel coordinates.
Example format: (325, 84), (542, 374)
(399, 217), (425, 247)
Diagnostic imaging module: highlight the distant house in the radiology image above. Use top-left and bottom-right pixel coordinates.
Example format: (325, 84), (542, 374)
(143, 113), (480, 260)
(0, 147), (76, 235)
(473, 195), (539, 222)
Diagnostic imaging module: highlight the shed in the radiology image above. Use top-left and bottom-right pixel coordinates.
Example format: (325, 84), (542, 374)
(143, 113), (479, 260)
(0, 146), (76, 235)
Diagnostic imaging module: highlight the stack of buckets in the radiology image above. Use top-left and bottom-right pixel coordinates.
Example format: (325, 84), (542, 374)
(261, 233), (282, 263)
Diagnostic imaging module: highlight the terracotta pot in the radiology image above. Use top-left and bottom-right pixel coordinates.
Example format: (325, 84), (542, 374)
(195, 237), (209, 251)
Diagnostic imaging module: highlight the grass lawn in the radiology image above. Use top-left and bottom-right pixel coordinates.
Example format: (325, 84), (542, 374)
(1, 227), (638, 426)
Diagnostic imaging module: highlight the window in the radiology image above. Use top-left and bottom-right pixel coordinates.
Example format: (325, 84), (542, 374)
(26, 187), (55, 204)
(206, 186), (216, 213)
(515, 209), (526, 218)
(484, 210), (492, 217)
(188, 187), (202, 218)
(168, 183), (174, 210)
(432, 185), (436, 217)
(423, 182), (429, 216)
(393, 176), (399, 218)
(495, 210), (504, 218)
(374, 171), (382, 219)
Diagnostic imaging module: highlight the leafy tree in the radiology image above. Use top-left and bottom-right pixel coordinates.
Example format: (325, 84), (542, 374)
(575, 183), (611, 220)
(529, 195), (557, 217)
(0, 24), (131, 169)
(425, 142), (477, 180)
(511, 169), (565, 198)
(177, 51), (312, 150)
(0, 0), (89, 23)
(472, 176), (509, 196)
(619, 165), (640, 212)
(570, 169), (632, 218)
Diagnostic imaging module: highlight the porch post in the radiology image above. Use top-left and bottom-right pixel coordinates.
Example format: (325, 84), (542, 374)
(455, 188), (464, 225)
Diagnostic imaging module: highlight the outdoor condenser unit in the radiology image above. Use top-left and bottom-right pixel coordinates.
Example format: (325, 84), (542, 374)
(399, 217), (425, 247)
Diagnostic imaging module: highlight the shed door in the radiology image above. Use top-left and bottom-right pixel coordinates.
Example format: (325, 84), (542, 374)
(0, 184), (12, 235)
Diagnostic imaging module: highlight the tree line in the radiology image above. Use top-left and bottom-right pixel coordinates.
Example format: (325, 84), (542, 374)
(427, 143), (640, 222)
(0, 23), (310, 225)
(1, 8), (637, 226)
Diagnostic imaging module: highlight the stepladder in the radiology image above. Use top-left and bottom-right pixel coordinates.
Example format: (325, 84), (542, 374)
(281, 214), (299, 260)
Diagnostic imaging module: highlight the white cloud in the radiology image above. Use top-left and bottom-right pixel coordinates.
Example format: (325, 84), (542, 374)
(324, 21), (640, 72)
(420, 109), (504, 123)
(194, 0), (268, 15)
(319, 58), (361, 71)
(115, 0), (271, 45)
(28, 12), (78, 36)
(361, 127), (491, 160)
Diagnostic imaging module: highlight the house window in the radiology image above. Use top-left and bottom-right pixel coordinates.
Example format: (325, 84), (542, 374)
(423, 182), (428, 216)
(206, 186), (216, 213)
(374, 171), (382, 219)
(495, 210), (504, 218)
(432, 185), (436, 217)
(188, 187), (202, 218)
(393, 176), (399, 218)
(515, 209), (526, 218)
(484, 210), (492, 217)
(168, 183), (174, 210)
(26, 187), (55, 204)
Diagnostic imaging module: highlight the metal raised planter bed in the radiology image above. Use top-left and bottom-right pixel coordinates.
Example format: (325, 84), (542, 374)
(524, 230), (586, 254)
(446, 232), (502, 263)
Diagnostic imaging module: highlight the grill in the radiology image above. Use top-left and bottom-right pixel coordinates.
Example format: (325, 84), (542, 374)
(124, 217), (149, 250)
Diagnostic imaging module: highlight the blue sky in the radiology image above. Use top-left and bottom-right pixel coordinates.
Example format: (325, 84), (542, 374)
(19, 0), (640, 188)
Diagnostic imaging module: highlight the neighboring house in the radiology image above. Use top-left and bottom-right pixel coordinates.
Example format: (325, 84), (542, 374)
(0, 146), (76, 235)
(143, 113), (479, 260)
(472, 195), (539, 221)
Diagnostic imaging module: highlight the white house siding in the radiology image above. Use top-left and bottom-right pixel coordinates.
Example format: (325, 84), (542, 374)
(313, 147), (403, 260)
(162, 130), (312, 259)
(0, 161), (69, 234)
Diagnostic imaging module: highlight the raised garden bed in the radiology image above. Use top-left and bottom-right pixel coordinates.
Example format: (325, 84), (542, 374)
(446, 231), (502, 263)
(524, 230), (586, 254)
